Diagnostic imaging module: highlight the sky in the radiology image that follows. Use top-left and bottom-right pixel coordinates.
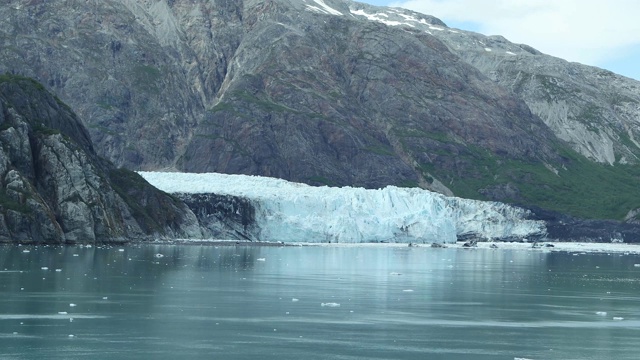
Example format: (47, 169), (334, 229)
(358, 0), (640, 81)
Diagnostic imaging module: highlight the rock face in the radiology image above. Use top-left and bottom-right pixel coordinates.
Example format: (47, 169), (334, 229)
(1, 0), (640, 221)
(176, 193), (258, 241)
(0, 74), (235, 243)
(526, 207), (640, 243)
(417, 23), (640, 166)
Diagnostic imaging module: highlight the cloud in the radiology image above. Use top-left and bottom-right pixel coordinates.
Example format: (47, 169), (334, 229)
(389, 0), (640, 66)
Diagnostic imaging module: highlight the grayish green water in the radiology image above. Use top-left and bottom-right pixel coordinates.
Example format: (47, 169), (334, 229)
(1, 244), (639, 359)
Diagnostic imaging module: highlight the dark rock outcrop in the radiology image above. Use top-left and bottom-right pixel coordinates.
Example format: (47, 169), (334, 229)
(176, 193), (258, 241)
(0, 75), (208, 243)
(526, 207), (640, 243)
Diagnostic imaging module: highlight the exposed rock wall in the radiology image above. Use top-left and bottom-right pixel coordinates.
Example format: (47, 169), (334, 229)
(0, 75), (209, 243)
(410, 10), (640, 165)
(526, 207), (640, 243)
(0, 0), (560, 185)
(176, 193), (258, 241)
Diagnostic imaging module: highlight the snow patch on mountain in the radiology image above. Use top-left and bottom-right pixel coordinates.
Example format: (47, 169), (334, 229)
(350, 9), (414, 27)
(350, 8), (454, 32)
(306, 0), (343, 16)
(139, 172), (546, 244)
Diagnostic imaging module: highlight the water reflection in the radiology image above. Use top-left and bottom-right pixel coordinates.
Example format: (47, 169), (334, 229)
(0, 244), (639, 359)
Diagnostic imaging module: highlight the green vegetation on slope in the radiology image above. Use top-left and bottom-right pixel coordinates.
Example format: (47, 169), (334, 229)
(0, 190), (31, 214)
(430, 145), (640, 220)
(0, 73), (45, 89)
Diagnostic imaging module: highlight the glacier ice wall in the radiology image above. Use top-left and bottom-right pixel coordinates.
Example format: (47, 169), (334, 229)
(139, 172), (546, 243)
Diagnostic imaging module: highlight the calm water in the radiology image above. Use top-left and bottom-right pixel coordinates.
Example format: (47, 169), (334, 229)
(1, 244), (639, 359)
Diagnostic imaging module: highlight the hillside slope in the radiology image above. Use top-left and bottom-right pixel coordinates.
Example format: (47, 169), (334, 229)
(1, 0), (640, 220)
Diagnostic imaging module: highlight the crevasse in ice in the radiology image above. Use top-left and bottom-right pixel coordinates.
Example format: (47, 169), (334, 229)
(139, 172), (546, 243)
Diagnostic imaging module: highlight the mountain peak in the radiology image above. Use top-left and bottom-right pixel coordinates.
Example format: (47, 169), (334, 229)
(2, 0), (640, 221)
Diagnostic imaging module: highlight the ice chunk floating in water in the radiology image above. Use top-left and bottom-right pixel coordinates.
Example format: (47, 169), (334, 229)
(321, 303), (341, 307)
(139, 172), (546, 244)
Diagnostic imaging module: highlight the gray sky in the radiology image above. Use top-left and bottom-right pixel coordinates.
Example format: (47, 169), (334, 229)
(359, 0), (640, 81)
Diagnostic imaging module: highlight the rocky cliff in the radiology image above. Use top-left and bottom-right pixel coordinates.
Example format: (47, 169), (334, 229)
(0, 74), (248, 243)
(415, 20), (640, 166)
(176, 193), (258, 241)
(2, 0), (640, 222)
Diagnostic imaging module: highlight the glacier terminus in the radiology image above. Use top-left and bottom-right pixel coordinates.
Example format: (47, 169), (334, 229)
(139, 172), (546, 244)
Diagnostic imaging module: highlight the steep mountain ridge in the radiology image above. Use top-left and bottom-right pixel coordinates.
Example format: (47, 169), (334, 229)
(349, 3), (640, 166)
(0, 74), (248, 243)
(2, 0), (640, 221)
(179, 0), (567, 194)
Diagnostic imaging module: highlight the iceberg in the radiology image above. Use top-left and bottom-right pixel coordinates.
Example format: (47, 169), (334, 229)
(139, 172), (546, 244)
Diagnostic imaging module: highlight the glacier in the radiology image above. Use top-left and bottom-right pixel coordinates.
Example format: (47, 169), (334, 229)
(139, 172), (547, 244)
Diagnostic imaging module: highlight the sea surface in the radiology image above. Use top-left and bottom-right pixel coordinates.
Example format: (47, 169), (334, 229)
(1, 244), (639, 360)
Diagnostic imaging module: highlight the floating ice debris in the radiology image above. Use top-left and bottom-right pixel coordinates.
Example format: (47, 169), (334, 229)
(390, 272), (402, 276)
(68, 334), (75, 338)
(321, 302), (341, 307)
(69, 303), (77, 307)
(58, 312), (68, 315)
(69, 318), (73, 323)
(55, 269), (62, 272)
(73, 254), (79, 257)
(22, 250), (30, 253)
(402, 289), (414, 292)
(292, 298), (299, 302)
(118, 249), (125, 252)
(514, 358), (534, 360)
(13, 332), (18, 335)
(102, 297), (108, 300)
(634, 264), (640, 267)
(256, 258), (266, 261)
(154, 253), (164, 258)
(596, 311), (607, 316)
(613, 317), (624, 321)
(41, 267), (49, 270)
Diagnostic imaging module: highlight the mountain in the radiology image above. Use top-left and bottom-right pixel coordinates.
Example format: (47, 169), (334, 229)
(0, 74), (247, 243)
(1, 0), (640, 223)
